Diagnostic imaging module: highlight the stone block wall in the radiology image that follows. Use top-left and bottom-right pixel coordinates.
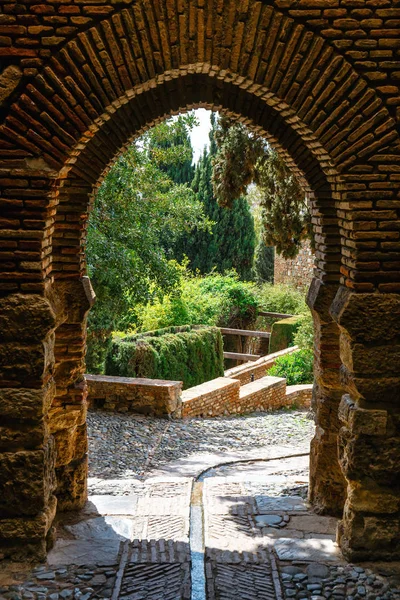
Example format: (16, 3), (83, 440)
(285, 384), (313, 408)
(181, 374), (308, 418)
(181, 377), (241, 418)
(85, 374), (182, 418)
(274, 241), (314, 291)
(225, 347), (298, 385)
(238, 376), (287, 412)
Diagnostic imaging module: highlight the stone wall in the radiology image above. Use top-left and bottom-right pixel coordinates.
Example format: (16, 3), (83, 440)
(274, 241), (314, 291)
(224, 347), (298, 385)
(181, 374), (310, 418)
(238, 376), (287, 412)
(181, 377), (241, 418)
(286, 384), (313, 409)
(85, 374), (182, 418)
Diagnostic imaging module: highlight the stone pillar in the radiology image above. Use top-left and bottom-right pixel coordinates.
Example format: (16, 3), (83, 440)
(307, 278), (347, 515)
(331, 287), (400, 561)
(51, 278), (95, 512)
(0, 293), (58, 560)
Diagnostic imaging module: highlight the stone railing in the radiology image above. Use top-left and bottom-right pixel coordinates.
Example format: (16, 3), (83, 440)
(224, 346), (298, 385)
(86, 354), (313, 420)
(285, 384), (313, 408)
(181, 377), (241, 418)
(181, 376), (312, 418)
(85, 374), (182, 418)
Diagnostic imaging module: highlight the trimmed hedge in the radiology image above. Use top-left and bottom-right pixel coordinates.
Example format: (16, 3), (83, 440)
(105, 325), (224, 389)
(269, 316), (302, 353)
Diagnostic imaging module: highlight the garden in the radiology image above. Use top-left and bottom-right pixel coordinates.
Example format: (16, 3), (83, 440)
(85, 111), (314, 388)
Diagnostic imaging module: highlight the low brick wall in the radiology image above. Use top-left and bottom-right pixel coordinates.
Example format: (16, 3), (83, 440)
(239, 376), (286, 412)
(285, 384), (313, 408)
(224, 347), (298, 385)
(85, 374), (182, 418)
(181, 377), (240, 418)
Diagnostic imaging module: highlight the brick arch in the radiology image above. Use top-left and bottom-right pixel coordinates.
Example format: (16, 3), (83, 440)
(0, 0), (400, 563)
(53, 73), (341, 281)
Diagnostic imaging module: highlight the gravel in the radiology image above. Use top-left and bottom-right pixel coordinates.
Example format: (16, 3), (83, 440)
(87, 408), (315, 479)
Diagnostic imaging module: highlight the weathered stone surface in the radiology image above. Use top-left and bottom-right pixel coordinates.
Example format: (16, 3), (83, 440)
(49, 403), (87, 433)
(0, 294), (56, 343)
(309, 426), (347, 516)
(56, 455), (88, 512)
(331, 287), (400, 343)
(54, 357), (86, 390)
(53, 279), (95, 325)
(341, 366), (400, 405)
(307, 279), (346, 517)
(340, 333), (400, 377)
(339, 427), (400, 485)
(87, 374), (182, 417)
(0, 337), (55, 386)
(0, 441), (56, 517)
(338, 503), (400, 560)
(53, 423), (87, 467)
(339, 395), (387, 436)
(0, 419), (48, 451)
(347, 482), (400, 514)
(0, 380), (55, 420)
(0, 495), (56, 541)
(0, 65), (22, 106)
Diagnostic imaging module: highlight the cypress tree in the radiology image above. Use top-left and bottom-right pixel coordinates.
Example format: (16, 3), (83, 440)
(254, 240), (274, 283)
(176, 114), (256, 280)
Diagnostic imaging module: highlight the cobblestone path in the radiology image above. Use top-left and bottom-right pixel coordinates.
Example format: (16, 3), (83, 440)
(1, 431), (400, 599)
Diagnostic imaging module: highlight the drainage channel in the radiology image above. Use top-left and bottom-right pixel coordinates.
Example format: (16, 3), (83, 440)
(188, 452), (309, 600)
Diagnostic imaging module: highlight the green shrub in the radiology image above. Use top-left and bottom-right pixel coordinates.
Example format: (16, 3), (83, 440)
(267, 349), (314, 385)
(293, 312), (314, 351)
(257, 283), (307, 319)
(269, 315), (303, 353)
(136, 271), (258, 332)
(105, 325), (224, 389)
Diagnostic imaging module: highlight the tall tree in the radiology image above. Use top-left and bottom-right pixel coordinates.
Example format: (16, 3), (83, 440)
(174, 114), (256, 280)
(211, 117), (311, 259)
(148, 114), (195, 185)
(86, 114), (211, 371)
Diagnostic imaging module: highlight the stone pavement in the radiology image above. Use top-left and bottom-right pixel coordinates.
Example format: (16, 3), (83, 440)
(1, 462), (400, 599)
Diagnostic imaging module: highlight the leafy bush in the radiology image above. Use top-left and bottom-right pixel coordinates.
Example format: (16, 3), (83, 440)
(267, 349), (314, 385)
(257, 283), (307, 317)
(105, 325), (224, 389)
(136, 271), (259, 332)
(293, 312), (314, 351)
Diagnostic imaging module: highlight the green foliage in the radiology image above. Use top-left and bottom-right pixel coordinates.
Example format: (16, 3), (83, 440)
(172, 114), (256, 280)
(135, 270), (259, 332)
(86, 113), (212, 342)
(257, 283), (308, 317)
(211, 117), (311, 259)
(105, 325), (224, 389)
(148, 114), (196, 185)
(257, 150), (310, 259)
(254, 240), (274, 283)
(269, 316), (303, 354)
(267, 349), (314, 385)
(212, 115), (267, 207)
(293, 312), (314, 351)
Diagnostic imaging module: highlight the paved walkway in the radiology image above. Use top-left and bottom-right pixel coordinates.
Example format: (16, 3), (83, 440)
(1, 410), (400, 599)
(1, 454), (400, 600)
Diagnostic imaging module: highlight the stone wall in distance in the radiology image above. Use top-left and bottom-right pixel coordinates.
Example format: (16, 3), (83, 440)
(274, 241), (314, 291)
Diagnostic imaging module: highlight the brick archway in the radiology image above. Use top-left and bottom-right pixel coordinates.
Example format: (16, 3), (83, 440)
(0, 0), (399, 562)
